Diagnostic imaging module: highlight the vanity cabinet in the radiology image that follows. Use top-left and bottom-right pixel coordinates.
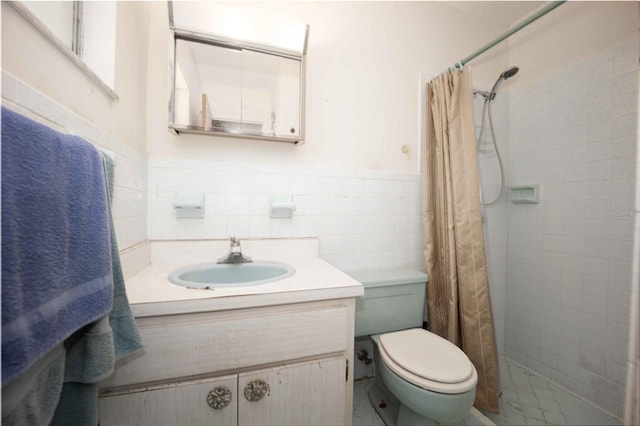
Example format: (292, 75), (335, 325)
(238, 357), (346, 426)
(100, 375), (238, 425)
(98, 299), (355, 426)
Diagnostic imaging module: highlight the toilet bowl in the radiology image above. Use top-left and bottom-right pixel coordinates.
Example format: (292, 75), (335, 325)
(374, 329), (477, 424)
(349, 268), (478, 426)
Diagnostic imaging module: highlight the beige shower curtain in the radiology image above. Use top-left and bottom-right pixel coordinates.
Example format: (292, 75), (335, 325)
(423, 69), (500, 413)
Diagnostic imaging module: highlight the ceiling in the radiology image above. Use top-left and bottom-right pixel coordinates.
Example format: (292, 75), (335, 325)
(444, 1), (546, 28)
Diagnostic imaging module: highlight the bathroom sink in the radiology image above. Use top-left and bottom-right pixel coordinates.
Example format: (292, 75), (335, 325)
(168, 261), (295, 289)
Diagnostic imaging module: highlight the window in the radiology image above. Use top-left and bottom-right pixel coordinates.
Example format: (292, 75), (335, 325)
(13, 1), (117, 98)
(22, 2), (76, 51)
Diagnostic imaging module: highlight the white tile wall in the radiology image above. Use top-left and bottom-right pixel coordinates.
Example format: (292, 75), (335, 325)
(148, 158), (424, 272)
(473, 91), (510, 357)
(1, 71), (148, 251)
(504, 40), (637, 419)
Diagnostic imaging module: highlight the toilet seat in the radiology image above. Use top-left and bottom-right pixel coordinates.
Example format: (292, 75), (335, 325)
(378, 328), (478, 394)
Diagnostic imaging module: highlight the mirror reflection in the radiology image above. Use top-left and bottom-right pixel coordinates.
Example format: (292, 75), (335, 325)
(171, 37), (302, 141)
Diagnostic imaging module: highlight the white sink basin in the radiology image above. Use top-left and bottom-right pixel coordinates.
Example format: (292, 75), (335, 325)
(168, 261), (295, 289)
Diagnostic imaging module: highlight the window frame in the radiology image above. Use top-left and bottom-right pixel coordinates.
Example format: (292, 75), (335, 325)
(8, 0), (118, 101)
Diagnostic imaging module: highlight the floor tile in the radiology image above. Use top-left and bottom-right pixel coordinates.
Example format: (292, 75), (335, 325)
(482, 357), (621, 426)
(352, 357), (620, 426)
(352, 379), (385, 426)
(352, 378), (493, 426)
(543, 410), (568, 425)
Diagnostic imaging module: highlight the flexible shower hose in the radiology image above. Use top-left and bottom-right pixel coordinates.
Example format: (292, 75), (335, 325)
(476, 98), (505, 206)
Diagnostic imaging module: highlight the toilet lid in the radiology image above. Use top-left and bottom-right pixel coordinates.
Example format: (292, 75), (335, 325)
(378, 329), (474, 384)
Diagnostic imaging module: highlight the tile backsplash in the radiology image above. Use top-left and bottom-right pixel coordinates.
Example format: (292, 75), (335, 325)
(149, 158), (424, 272)
(1, 71), (148, 251)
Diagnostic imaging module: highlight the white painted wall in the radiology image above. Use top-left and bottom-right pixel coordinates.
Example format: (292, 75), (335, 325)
(147, 1), (511, 174)
(508, 1), (637, 91)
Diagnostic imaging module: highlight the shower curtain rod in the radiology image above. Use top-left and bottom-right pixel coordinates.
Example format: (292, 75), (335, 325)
(447, 0), (566, 73)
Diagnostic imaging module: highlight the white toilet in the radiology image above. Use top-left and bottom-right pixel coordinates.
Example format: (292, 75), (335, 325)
(349, 269), (477, 425)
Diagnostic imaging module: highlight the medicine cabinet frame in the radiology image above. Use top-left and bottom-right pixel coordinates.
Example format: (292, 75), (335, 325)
(167, 2), (309, 144)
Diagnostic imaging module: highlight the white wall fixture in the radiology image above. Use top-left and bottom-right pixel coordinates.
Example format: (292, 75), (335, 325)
(509, 184), (539, 204)
(174, 193), (205, 218)
(269, 195), (295, 219)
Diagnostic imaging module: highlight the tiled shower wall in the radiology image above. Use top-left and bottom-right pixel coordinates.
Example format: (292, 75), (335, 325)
(504, 40), (638, 418)
(473, 92), (510, 357)
(1, 71), (148, 251)
(148, 158), (424, 272)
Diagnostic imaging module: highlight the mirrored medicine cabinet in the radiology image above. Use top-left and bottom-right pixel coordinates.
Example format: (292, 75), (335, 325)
(168, 2), (309, 144)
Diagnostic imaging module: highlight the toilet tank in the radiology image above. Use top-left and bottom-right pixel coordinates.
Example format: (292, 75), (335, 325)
(347, 268), (428, 337)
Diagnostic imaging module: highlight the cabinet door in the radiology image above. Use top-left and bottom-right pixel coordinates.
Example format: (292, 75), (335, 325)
(238, 357), (346, 426)
(99, 375), (237, 426)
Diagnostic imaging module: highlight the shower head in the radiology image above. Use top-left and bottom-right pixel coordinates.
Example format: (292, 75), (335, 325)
(489, 66), (519, 99)
(500, 66), (519, 79)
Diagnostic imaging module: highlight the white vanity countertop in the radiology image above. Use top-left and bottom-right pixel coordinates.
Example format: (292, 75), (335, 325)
(124, 239), (364, 317)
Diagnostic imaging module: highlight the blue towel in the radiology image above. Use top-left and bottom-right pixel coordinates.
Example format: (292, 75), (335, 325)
(1, 107), (114, 386)
(51, 317), (114, 426)
(101, 152), (143, 361)
(1, 345), (65, 425)
(49, 152), (143, 426)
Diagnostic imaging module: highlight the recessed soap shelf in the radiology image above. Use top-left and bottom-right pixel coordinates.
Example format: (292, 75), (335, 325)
(510, 185), (539, 204)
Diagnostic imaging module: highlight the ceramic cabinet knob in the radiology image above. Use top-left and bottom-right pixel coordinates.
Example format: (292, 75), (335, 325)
(207, 386), (232, 410)
(243, 379), (270, 401)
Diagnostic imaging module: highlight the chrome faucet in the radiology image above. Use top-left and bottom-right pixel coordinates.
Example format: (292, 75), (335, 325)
(217, 236), (253, 264)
